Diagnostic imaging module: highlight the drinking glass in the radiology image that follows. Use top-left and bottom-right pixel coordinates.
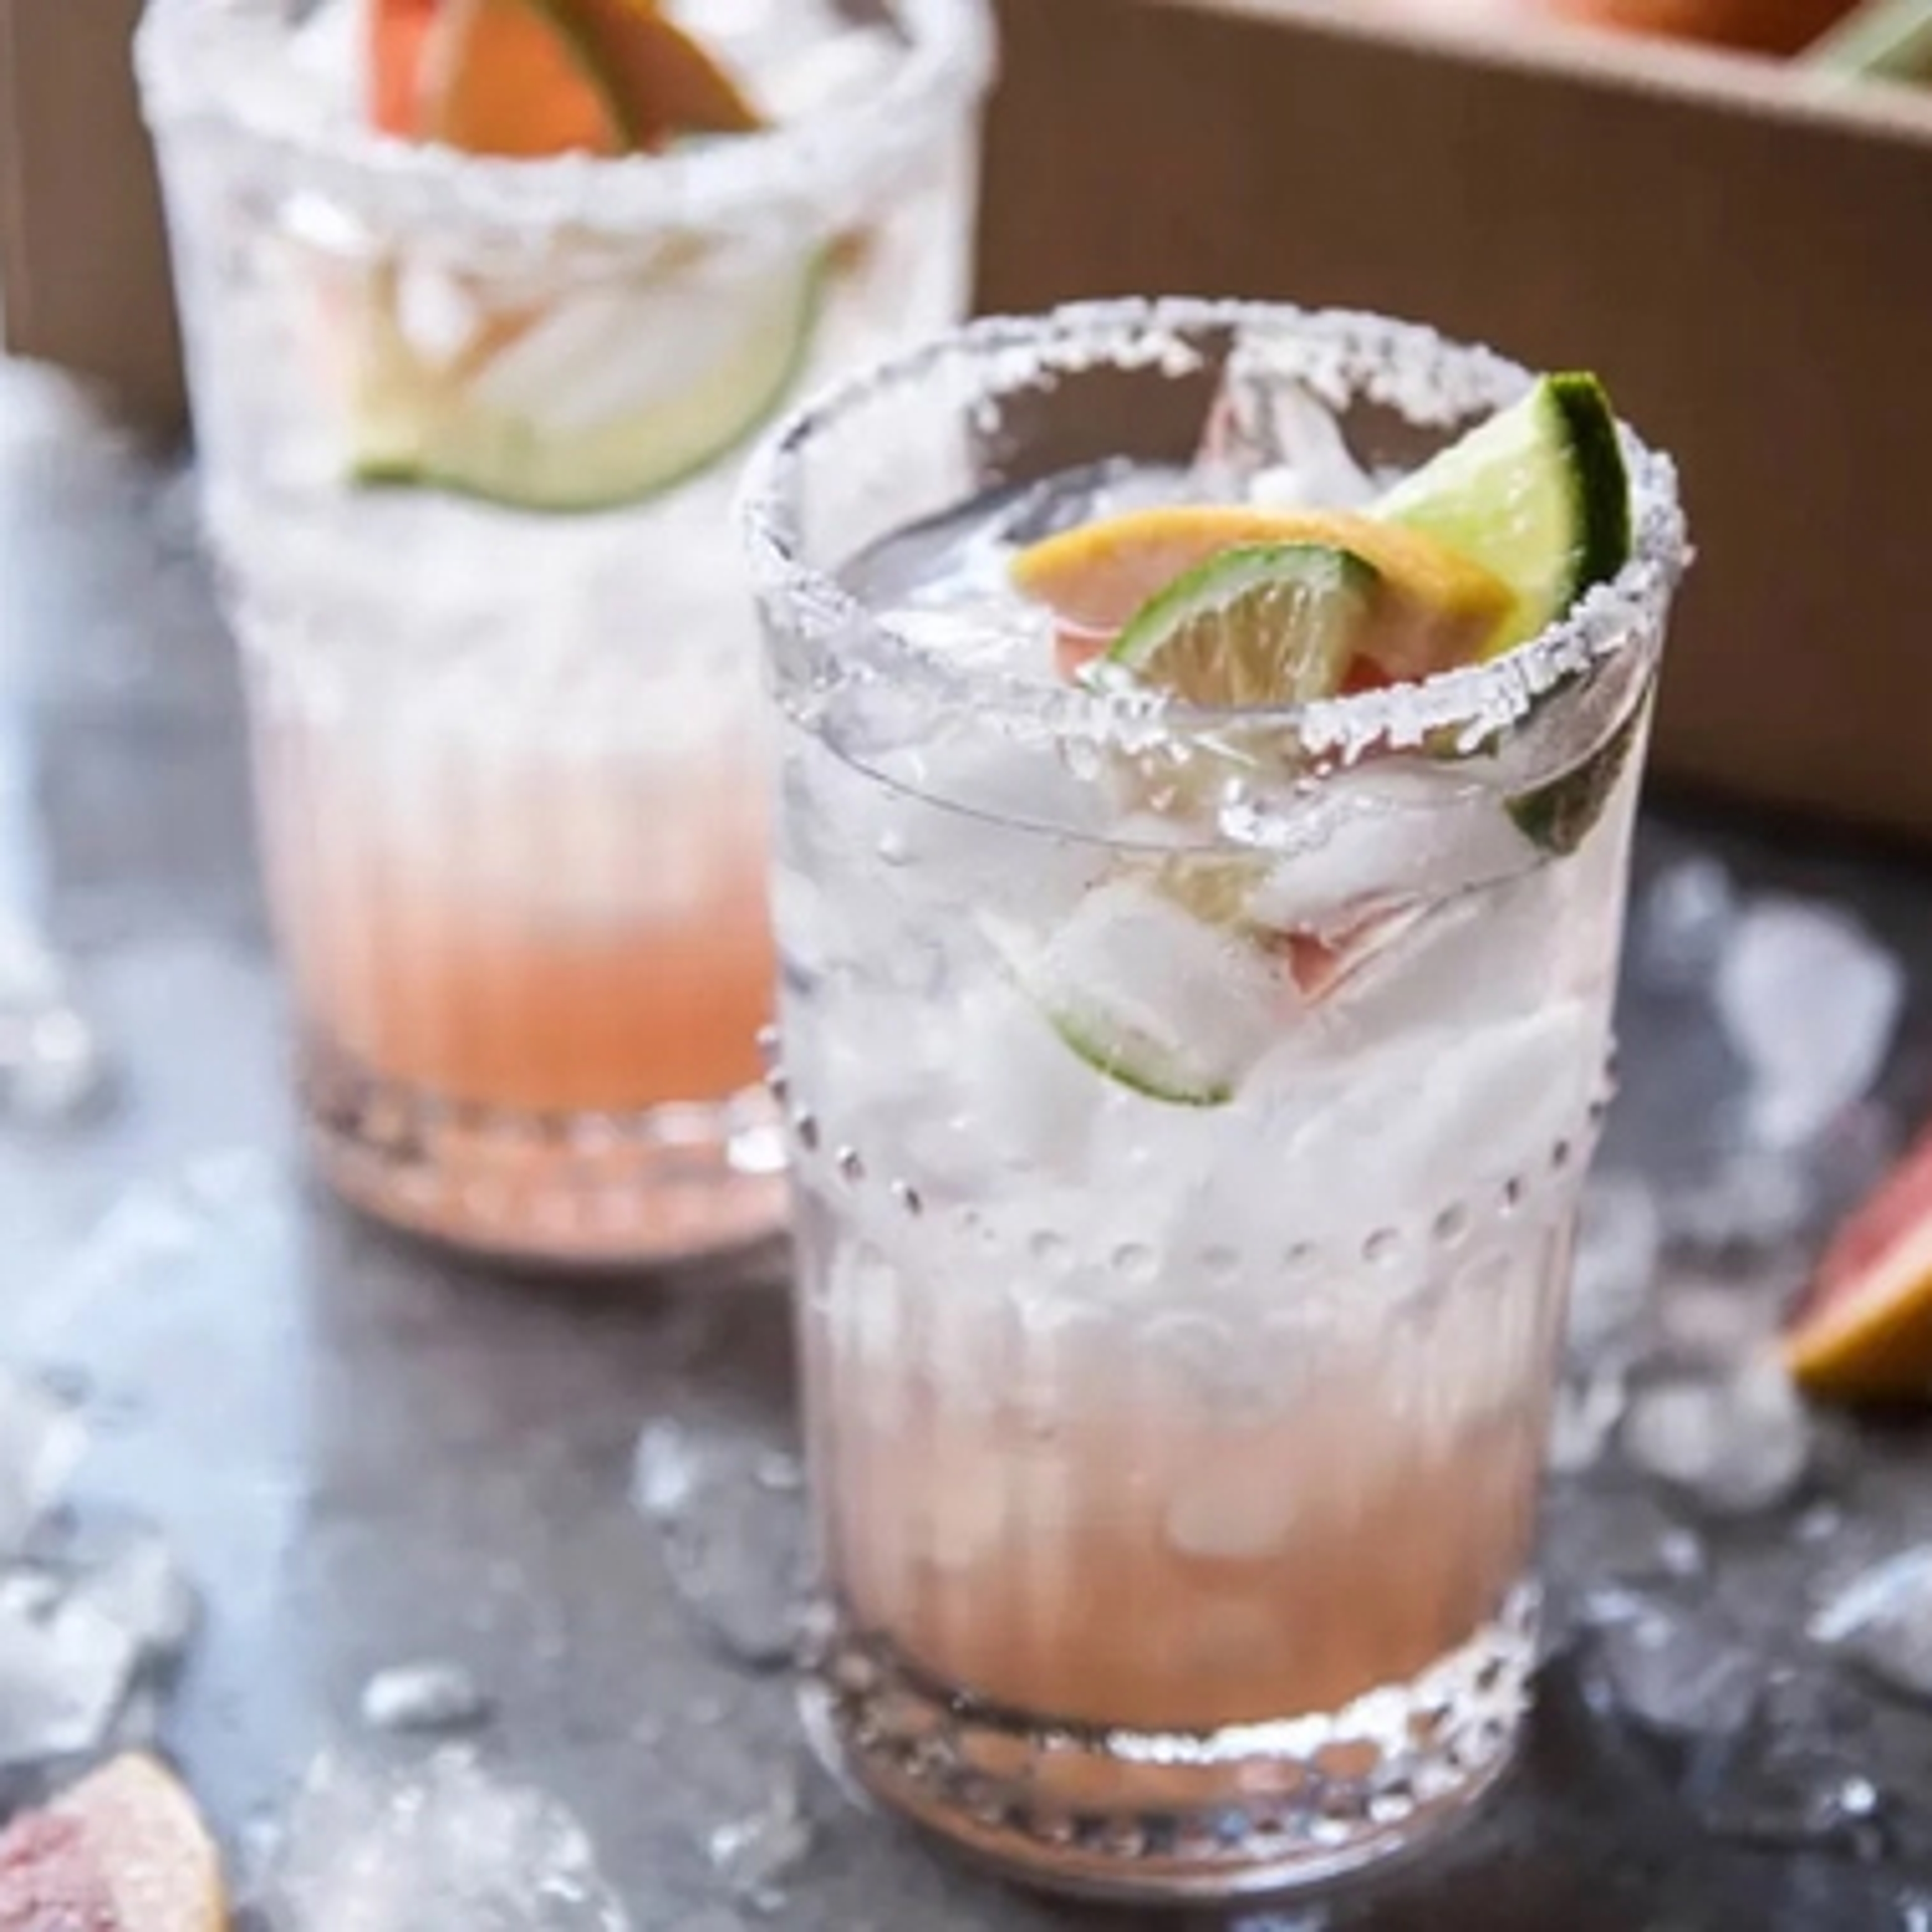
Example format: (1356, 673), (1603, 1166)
(136, 0), (994, 1264)
(740, 298), (1687, 1899)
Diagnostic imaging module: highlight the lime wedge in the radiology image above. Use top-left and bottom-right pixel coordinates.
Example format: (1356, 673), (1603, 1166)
(349, 253), (821, 512)
(988, 885), (1284, 1108)
(1378, 372), (1631, 656)
(1506, 703), (1644, 857)
(1107, 541), (1377, 705)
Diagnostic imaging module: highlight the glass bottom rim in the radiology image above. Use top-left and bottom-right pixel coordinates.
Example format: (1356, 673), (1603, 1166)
(299, 1035), (790, 1269)
(802, 1592), (1534, 1902)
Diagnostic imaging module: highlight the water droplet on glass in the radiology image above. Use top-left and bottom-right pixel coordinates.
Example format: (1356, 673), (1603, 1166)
(1110, 1242), (1158, 1284)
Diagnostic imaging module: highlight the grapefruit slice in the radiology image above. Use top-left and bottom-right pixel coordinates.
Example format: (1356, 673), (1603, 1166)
(0, 1755), (226, 1932)
(1011, 504), (1516, 686)
(418, 0), (630, 157)
(1786, 1126), (1932, 1402)
(368, 0), (438, 138)
(403, 0), (761, 157)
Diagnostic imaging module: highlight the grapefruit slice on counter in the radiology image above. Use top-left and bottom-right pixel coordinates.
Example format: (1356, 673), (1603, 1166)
(1786, 1126), (1932, 1402)
(0, 1755), (226, 1932)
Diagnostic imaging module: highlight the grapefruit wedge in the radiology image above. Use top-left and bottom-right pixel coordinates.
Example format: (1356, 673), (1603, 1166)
(1787, 1125), (1932, 1402)
(1011, 504), (1516, 687)
(0, 1755), (226, 1932)
(387, 0), (761, 157)
(368, 0), (438, 137)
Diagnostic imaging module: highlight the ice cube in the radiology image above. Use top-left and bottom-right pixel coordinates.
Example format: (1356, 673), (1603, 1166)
(360, 1661), (494, 1735)
(1566, 1174), (1661, 1361)
(1662, 1149), (1817, 1261)
(1024, 878), (1292, 1107)
(0, 1568), (140, 1771)
(0, 1368), (84, 1556)
(1589, 1601), (1760, 1739)
(259, 1750), (629, 1932)
(1546, 1366), (1628, 1477)
(61, 1520), (201, 1674)
(631, 1419), (811, 1672)
(0, 921), (111, 1126)
(1241, 768), (1536, 940)
(1811, 1548), (1932, 1705)
(1255, 999), (1598, 1239)
(1716, 898), (1904, 1147)
(1163, 1469), (1298, 1562)
(1638, 854), (1737, 989)
(1194, 355), (1378, 510)
(706, 1766), (814, 1912)
(1620, 1358), (1811, 1517)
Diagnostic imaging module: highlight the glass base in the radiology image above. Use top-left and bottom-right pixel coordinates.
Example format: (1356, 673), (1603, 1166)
(299, 1037), (789, 1268)
(802, 1591), (1534, 1903)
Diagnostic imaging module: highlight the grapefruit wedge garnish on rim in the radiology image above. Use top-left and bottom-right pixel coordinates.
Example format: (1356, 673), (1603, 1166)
(1786, 1124), (1932, 1403)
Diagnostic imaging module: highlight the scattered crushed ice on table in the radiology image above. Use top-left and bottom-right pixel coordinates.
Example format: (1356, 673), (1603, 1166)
(632, 1420), (812, 1672)
(1547, 1366), (1629, 1477)
(1567, 1174), (1662, 1361)
(1588, 1599), (1760, 1739)
(1621, 1359), (1812, 1517)
(0, 923), (112, 1128)
(1811, 1548), (1932, 1705)
(257, 1748), (629, 1931)
(706, 1765), (815, 1914)
(0, 1367), (85, 1554)
(1696, 1743), (1890, 1861)
(360, 1661), (494, 1735)
(1639, 856), (1738, 989)
(1716, 898), (1905, 1149)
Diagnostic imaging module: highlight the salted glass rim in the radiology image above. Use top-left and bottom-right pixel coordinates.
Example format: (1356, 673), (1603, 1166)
(738, 297), (1690, 756)
(134, 0), (996, 238)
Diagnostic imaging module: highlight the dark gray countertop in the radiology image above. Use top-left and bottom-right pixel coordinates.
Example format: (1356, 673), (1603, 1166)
(5, 356), (1932, 1931)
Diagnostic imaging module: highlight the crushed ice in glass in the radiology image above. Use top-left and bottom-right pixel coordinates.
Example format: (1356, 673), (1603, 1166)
(360, 1661), (494, 1735)
(1811, 1548), (1932, 1704)
(631, 1419), (812, 1671)
(257, 1749), (629, 1931)
(1716, 898), (1904, 1148)
(1193, 355), (1378, 508)
(1620, 1359), (1811, 1517)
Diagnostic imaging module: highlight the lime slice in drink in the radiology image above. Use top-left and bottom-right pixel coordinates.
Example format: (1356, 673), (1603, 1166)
(1378, 372), (1631, 657)
(990, 883), (1286, 1108)
(1107, 541), (1378, 705)
(348, 252), (822, 512)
